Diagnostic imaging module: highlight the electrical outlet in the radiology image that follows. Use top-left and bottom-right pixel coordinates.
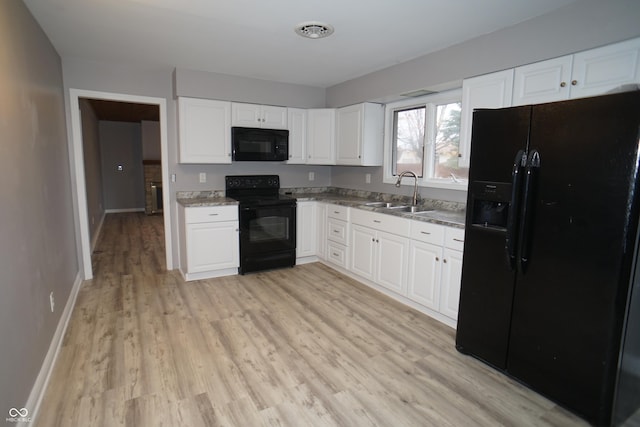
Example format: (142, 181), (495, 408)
(49, 292), (55, 313)
(308, 171), (315, 181)
(365, 173), (371, 184)
(171, 173), (176, 183)
(199, 172), (206, 183)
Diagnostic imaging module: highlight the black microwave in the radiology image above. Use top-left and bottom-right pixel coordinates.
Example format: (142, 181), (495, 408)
(231, 127), (289, 161)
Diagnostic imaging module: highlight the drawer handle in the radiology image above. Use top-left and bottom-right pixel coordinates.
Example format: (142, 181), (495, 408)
(208, 213), (219, 216)
(332, 252), (339, 257)
(373, 220), (381, 223)
(333, 211), (340, 214)
(420, 231), (431, 235)
(453, 238), (464, 243)
(333, 230), (340, 233)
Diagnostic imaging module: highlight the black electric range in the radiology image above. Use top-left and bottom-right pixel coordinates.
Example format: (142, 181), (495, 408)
(225, 175), (296, 274)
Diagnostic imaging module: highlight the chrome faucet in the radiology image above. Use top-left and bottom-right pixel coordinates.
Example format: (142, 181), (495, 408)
(395, 171), (419, 206)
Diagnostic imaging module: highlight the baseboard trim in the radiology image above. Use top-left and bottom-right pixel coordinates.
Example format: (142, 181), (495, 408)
(25, 272), (83, 426)
(104, 208), (145, 213)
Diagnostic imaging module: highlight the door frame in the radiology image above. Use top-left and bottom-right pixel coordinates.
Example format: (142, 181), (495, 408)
(69, 88), (172, 279)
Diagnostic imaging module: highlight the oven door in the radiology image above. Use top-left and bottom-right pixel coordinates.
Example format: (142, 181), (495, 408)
(239, 204), (296, 255)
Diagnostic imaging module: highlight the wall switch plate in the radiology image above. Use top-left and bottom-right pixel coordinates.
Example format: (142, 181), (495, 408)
(171, 174), (176, 183)
(365, 173), (371, 184)
(199, 172), (206, 183)
(308, 172), (315, 181)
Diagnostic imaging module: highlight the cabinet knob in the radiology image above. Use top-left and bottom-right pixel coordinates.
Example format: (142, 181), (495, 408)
(436, 257), (439, 261)
(560, 81), (567, 88)
(376, 239), (379, 243)
(372, 238), (375, 242)
(443, 259), (447, 263)
(571, 80), (577, 86)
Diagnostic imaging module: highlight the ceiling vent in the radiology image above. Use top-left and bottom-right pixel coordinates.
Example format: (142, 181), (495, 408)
(294, 22), (334, 39)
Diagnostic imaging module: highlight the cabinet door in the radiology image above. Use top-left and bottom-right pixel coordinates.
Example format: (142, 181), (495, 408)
(350, 224), (376, 281)
(178, 98), (231, 164)
(287, 108), (307, 164)
(459, 70), (514, 167)
(307, 109), (336, 165)
(261, 105), (288, 129)
(571, 37), (640, 99)
(407, 240), (443, 310)
(440, 248), (463, 320)
(186, 221), (239, 272)
(316, 203), (327, 259)
(336, 104), (362, 165)
(296, 201), (316, 258)
(231, 103), (262, 127)
(512, 56), (573, 106)
(376, 231), (409, 295)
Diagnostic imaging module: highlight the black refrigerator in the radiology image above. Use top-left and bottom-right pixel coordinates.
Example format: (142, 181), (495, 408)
(455, 90), (640, 426)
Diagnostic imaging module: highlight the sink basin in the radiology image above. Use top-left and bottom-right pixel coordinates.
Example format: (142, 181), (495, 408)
(384, 205), (433, 213)
(364, 201), (403, 208)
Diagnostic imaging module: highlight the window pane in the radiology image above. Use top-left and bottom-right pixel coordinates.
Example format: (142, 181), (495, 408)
(434, 102), (468, 180)
(394, 106), (425, 177)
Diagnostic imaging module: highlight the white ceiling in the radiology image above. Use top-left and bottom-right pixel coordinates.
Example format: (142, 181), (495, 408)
(24, 0), (578, 88)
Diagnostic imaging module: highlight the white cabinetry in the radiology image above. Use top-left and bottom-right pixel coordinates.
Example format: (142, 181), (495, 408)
(231, 102), (287, 129)
(336, 103), (384, 166)
(178, 204), (239, 280)
(287, 108), (307, 164)
(178, 97), (231, 164)
(513, 38), (640, 106)
(316, 202), (327, 259)
(407, 221), (464, 322)
(350, 210), (410, 295)
(307, 109), (336, 165)
(459, 70), (513, 167)
(325, 204), (349, 267)
(296, 201), (317, 262)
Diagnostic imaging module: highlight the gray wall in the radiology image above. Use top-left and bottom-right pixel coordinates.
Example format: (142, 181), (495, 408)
(99, 121), (145, 210)
(142, 120), (161, 160)
(0, 0), (78, 413)
(79, 99), (105, 243)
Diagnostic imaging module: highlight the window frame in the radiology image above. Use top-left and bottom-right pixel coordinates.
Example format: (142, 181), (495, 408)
(383, 88), (468, 191)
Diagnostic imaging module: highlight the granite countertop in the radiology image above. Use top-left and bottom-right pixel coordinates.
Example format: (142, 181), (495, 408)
(291, 192), (465, 228)
(176, 189), (465, 228)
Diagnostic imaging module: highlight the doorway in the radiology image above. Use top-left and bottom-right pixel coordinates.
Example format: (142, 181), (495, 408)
(69, 89), (171, 280)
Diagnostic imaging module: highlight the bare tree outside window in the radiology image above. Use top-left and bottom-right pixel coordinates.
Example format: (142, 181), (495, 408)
(434, 102), (468, 180)
(393, 106), (425, 177)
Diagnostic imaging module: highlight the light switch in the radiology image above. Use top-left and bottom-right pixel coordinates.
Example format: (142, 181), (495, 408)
(308, 171), (315, 181)
(199, 172), (206, 183)
(365, 173), (371, 184)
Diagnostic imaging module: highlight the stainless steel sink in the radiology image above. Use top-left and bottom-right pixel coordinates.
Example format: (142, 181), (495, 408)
(384, 205), (433, 213)
(364, 201), (403, 208)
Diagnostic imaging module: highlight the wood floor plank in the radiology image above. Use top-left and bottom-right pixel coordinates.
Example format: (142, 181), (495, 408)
(35, 212), (590, 427)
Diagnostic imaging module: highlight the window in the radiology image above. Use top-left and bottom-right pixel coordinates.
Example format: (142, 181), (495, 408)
(385, 89), (468, 190)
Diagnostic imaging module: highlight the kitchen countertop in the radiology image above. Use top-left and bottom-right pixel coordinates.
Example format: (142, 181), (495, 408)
(176, 190), (465, 228)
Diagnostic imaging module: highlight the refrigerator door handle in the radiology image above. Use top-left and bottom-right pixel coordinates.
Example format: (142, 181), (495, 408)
(519, 149), (541, 272)
(505, 150), (527, 270)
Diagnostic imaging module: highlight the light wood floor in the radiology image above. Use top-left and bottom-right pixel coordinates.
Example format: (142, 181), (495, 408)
(36, 212), (589, 426)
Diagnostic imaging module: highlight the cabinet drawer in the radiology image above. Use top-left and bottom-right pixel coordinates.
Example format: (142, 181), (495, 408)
(444, 227), (465, 251)
(327, 242), (348, 268)
(327, 204), (350, 221)
(410, 221), (445, 246)
(351, 209), (410, 237)
(327, 218), (349, 245)
(184, 205), (238, 224)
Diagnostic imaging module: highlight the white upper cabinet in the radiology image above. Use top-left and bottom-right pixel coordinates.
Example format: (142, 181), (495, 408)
(513, 38), (640, 106)
(307, 108), (336, 165)
(459, 69), (514, 167)
(336, 103), (384, 166)
(286, 108), (307, 164)
(178, 97), (232, 164)
(231, 102), (288, 129)
(512, 56), (573, 106)
(571, 37), (640, 99)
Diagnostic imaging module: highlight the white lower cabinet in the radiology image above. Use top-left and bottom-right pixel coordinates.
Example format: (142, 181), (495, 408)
(350, 210), (410, 295)
(325, 204), (350, 268)
(296, 201), (317, 261)
(178, 204), (239, 281)
(407, 220), (464, 323)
